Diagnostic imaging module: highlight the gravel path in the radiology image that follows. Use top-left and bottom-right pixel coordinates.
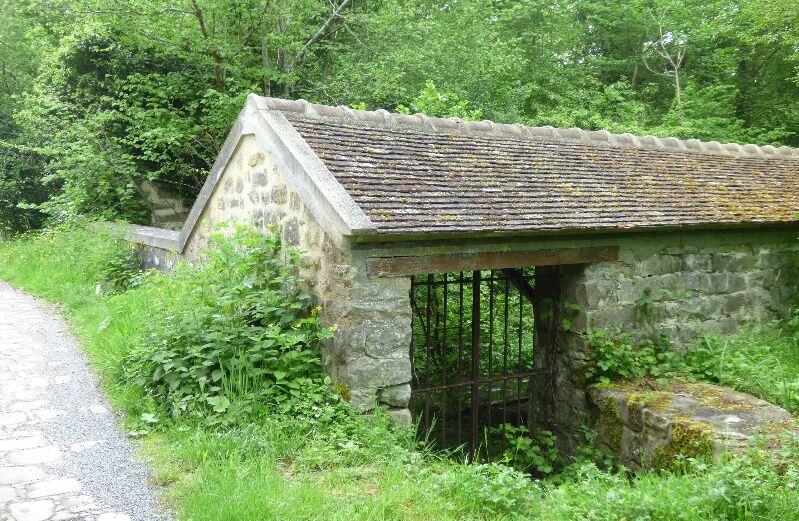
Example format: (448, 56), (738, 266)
(0, 282), (168, 521)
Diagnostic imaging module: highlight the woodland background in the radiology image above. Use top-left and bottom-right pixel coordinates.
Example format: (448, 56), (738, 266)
(0, 0), (797, 233)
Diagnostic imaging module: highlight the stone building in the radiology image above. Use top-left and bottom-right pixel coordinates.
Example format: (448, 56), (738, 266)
(125, 94), (799, 451)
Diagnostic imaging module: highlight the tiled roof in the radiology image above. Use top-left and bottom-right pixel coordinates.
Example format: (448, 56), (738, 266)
(263, 97), (799, 237)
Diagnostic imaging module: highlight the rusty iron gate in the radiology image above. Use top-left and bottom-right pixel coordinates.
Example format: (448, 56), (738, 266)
(409, 268), (558, 461)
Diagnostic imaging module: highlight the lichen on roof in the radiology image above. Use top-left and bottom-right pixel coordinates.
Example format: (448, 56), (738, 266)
(256, 96), (799, 237)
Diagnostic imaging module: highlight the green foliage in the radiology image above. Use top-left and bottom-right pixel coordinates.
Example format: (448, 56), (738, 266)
(432, 462), (537, 516)
(584, 327), (686, 384)
(98, 241), (142, 294)
(685, 314), (799, 414)
(397, 81), (483, 120)
(128, 226), (333, 421)
(2, 0), (799, 231)
(492, 424), (560, 475)
(5, 227), (799, 519)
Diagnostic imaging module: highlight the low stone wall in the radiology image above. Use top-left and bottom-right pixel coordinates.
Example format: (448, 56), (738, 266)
(552, 235), (799, 449)
(136, 243), (179, 272)
(105, 223), (181, 272)
(589, 380), (796, 469)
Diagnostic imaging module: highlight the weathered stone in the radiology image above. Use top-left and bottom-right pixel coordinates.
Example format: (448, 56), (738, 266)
(0, 435), (47, 452)
(377, 383), (411, 407)
(248, 151), (266, 167)
(346, 357), (412, 410)
(8, 499), (55, 521)
(0, 412), (26, 426)
(283, 217), (300, 246)
(384, 408), (412, 427)
(27, 477), (82, 498)
(0, 466), (46, 485)
(0, 485), (16, 501)
(589, 381), (795, 470)
(271, 185), (287, 205)
(252, 170), (268, 187)
(7, 446), (62, 465)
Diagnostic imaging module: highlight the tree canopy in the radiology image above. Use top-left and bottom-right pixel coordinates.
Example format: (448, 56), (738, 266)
(1, 0), (797, 232)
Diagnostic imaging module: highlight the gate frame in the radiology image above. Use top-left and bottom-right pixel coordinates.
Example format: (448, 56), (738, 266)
(409, 267), (559, 460)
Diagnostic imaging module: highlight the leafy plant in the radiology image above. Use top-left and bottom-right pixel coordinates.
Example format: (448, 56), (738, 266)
(491, 424), (560, 475)
(127, 226), (334, 422)
(98, 240), (142, 294)
(584, 327), (685, 384)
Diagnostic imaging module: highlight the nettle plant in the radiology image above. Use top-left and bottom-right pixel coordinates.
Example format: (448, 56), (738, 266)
(128, 226), (334, 422)
(584, 327), (686, 384)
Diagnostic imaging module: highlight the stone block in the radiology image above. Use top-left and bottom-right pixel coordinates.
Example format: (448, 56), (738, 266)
(248, 150), (266, 167)
(346, 356), (412, 395)
(575, 281), (611, 308)
(726, 274), (747, 293)
(363, 319), (412, 360)
(378, 383), (412, 407)
(283, 217), (301, 246)
(634, 254), (682, 277)
(618, 278), (649, 305)
(271, 184), (287, 205)
(8, 500), (55, 521)
(722, 292), (753, 315)
(684, 254), (711, 272)
(701, 316), (740, 336)
(290, 192), (301, 211)
(587, 304), (636, 329)
(385, 408), (413, 427)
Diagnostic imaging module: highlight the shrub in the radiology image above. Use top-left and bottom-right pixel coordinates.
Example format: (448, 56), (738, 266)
(584, 327), (686, 384)
(491, 424), (560, 476)
(686, 315), (799, 414)
(127, 226), (334, 421)
(98, 240), (142, 294)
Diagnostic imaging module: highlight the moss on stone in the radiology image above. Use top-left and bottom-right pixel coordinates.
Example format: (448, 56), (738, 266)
(628, 391), (673, 413)
(674, 382), (756, 411)
(333, 382), (352, 402)
(651, 418), (714, 470)
(597, 395), (624, 454)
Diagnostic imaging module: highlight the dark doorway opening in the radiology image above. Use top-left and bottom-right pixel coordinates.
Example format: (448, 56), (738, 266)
(409, 267), (560, 461)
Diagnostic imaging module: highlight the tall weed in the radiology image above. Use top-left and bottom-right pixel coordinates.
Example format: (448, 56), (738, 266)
(127, 226), (334, 422)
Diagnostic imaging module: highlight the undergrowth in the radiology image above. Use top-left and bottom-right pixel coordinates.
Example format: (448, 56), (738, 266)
(2, 223), (799, 520)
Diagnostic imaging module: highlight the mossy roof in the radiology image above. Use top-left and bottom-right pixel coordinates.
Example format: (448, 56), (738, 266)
(259, 96), (799, 237)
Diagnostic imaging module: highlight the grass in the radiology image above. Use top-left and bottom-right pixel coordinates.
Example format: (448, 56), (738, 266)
(2, 225), (799, 520)
(687, 323), (799, 414)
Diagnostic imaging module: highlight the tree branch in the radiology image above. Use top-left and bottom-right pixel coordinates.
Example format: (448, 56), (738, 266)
(289, 0), (353, 71)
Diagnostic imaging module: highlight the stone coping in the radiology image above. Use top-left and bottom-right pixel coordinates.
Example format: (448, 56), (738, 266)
(103, 223), (180, 252)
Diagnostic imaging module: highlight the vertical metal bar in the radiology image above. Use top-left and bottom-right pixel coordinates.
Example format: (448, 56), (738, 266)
(502, 276), (509, 454)
(425, 274), (433, 437)
(457, 272), (465, 446)
(487, 270), (495, 460)
(517, 287), (523, 426)
(441, 273), (448, 447)
(470, 270), (481, 460)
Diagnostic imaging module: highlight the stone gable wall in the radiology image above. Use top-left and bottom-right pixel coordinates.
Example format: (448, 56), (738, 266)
(553, 236), (799, 449)
(182, 136), (413, 422)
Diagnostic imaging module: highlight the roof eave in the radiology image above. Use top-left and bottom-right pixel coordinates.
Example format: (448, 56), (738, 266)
(346, 220), (799, 246)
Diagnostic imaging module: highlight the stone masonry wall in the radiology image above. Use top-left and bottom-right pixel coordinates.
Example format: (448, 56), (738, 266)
(553, 236), (799, 449)
(135, 243), (179, 272)
(183, 136), (413, 422)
